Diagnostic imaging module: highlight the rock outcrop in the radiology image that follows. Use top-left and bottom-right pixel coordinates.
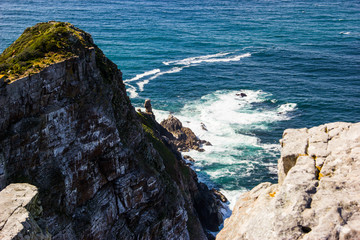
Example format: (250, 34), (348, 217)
(217, 122), (360, 240)
(160, 115), (211, 152)
(138, 110), (224, 234)
(0, 22), (221, 240)
(0, 183), (51, 240)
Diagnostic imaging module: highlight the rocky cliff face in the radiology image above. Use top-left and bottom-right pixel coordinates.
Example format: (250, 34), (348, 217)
(217, 122), (360, 240)
(0, 22), (221, 240)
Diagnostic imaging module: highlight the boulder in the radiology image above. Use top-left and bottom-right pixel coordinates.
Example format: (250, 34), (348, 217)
(160, 115), (210, 152)
(0, 183), (51, 240)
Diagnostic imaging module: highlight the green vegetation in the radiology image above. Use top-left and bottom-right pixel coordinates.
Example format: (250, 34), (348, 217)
(0, 21), (94, 82)
(138, 111), (177, 177)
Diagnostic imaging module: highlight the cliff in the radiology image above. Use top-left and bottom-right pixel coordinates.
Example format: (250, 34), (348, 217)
(217, 122), (360, 240)
(0, 22), (222, 239)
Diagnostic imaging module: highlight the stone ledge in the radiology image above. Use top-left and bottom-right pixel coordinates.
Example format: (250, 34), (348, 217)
(0, 183), (50, 240)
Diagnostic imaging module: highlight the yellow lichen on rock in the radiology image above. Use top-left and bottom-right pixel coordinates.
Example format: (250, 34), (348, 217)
(269, 192), (276, 197)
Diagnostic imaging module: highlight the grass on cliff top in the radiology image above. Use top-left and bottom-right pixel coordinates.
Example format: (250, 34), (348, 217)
(0, 21), (95, 82)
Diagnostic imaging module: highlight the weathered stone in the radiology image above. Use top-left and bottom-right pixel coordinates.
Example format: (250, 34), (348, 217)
(0, 183), (51, 240)
(211, 189), (228, 203)
(217, 122), (360, 240)
(160, 115), (208, 152)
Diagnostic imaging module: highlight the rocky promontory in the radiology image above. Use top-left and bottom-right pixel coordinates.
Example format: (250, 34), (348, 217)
(160, 115), (211, 152)
(217, 122), (360, 240)
(0, 22), (222, 239)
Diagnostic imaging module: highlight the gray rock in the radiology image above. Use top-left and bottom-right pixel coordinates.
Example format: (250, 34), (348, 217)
(160, 115), (208, 152)
(217, 122), (360, 240)
(0, 183), (51, 240)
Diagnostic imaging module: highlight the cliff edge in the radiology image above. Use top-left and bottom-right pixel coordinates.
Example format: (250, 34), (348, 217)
(217, 122), (360, 240)
(0, 22), (222, 239)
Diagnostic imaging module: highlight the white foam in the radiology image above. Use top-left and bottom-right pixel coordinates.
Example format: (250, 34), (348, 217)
(150, 67), (184, 80)
(124, 69), (160, 83)
(125, 83), (138, 98)
(163, 52), (251, 66)
(163, 52), (231, 65)
(125, 51), (251, 96)
(277, 103), (297, 113)
(137, 79), (149, 92)
(153, 89), (297, 208)
(136, 67), (185, 92)
(220, 189), (247, 210)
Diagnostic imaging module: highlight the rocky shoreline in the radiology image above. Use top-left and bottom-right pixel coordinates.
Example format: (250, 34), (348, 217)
(1, 21), (359, 240)
(217, 122), (360, 240)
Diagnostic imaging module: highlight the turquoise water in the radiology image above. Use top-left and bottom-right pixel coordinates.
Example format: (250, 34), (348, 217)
(1, 0), (359, 206)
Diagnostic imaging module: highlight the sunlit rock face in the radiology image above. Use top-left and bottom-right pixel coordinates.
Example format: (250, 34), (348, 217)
(217, 122), (360, 240)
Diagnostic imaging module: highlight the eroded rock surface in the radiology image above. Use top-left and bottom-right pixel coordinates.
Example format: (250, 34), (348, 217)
(0, 183), (51, 240)
(0, 22), (221, 240)
(217, 122), (360, 240)
(160, 115), (210, 152)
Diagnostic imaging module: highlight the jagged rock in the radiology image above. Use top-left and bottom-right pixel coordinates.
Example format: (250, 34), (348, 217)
(183, 155), (195, 163)
(194, 183), (224, 232)
(160, 115), (209, 152)
(0, 22), (221, 240)
(138, 111), (224, 234)
(144, 99), (154, 118)
(236, 93), (247, 97)
(201, 122), (208, 131)
(0, 183), (51, 240)
(161, 115), (183, 133)
(211, 189), (228, 203)
(217, 122), (360, 240)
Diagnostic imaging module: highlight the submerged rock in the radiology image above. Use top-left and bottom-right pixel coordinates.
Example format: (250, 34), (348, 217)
(217, 122), (360, 240)
(236, 92), (247, 97)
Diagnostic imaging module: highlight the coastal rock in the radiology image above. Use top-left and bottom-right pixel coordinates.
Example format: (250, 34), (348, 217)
(217, 122), (360, 240)
(183, 155), (195, 163)
(138, 111), (224, 233)
(160, 115), (210, 152)
(211, 189), (228, 203)
(236, 92), (247, 97)
(0, 22), (221, 240)
(144, 99), (155, 119)
(0, 183), (51, 240)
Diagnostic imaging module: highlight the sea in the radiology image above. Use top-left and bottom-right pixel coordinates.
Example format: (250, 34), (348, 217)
(1, 0), (359, 210)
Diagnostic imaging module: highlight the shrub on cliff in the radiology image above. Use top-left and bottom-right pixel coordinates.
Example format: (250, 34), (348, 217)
(0, 21), (94, 81)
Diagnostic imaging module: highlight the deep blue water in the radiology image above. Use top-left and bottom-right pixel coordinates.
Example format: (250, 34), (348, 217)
(1, 0), (359, 206)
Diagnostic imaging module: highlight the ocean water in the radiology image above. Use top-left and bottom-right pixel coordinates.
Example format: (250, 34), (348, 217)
(1, 0), (359, 208)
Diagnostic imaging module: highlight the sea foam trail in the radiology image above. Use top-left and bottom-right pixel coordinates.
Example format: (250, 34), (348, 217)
(163, 53), (251, 66)
(125, 51), (251, 98)
(124, 69), (160, 83)
(151, 89), (296, 208)
(125, 83), (138, 98)
(162, 52), (231, 65)
(136, 67), (185, 91)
